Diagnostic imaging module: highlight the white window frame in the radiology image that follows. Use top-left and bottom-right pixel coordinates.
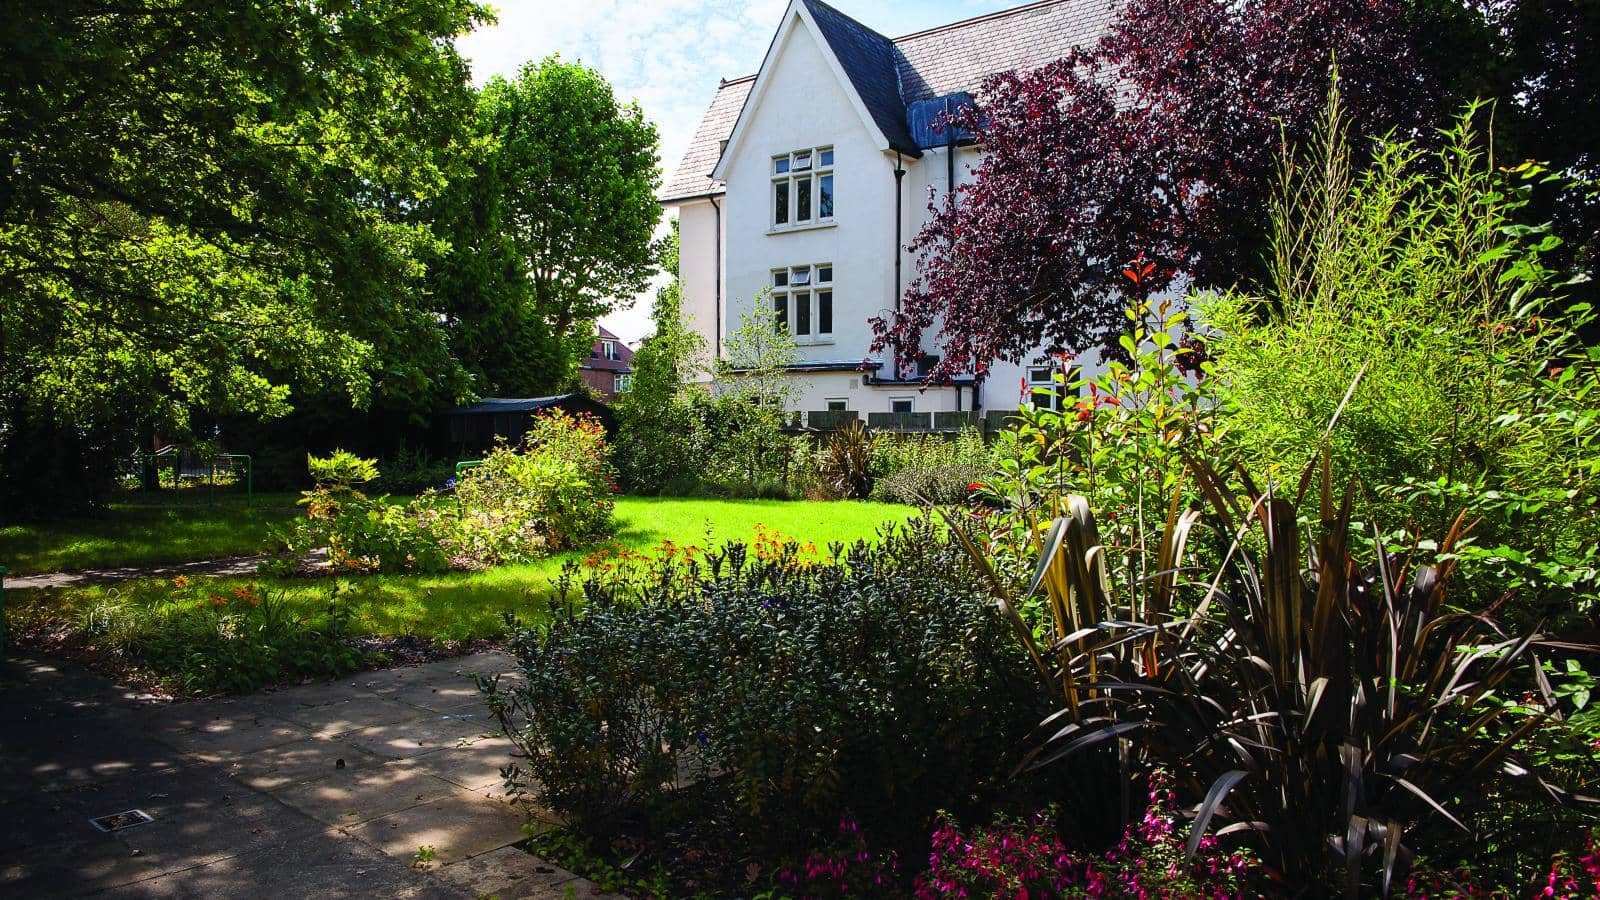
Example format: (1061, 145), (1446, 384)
(771, 146), (835, 229)
(771, 264), (834, 344)
(825, 398), (848, 412)
(889, 397), (914, 414)
(614, 372), (632, 393)
(1026, 364), (1078, 411)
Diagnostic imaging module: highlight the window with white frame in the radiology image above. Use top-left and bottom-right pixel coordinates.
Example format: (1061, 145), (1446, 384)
(771, 264), (833, 342)
(1026, 364), (1078, 411)
(614, 372), (632, 393)
(825, 398), (847, 411)
(772, 147), (834, 227)
(889, 397), (914, 414)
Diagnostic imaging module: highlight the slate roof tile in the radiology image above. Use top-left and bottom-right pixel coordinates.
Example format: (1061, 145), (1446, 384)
(661, 0), (1118, 202)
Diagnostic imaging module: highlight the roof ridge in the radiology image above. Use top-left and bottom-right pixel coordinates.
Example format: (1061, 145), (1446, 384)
(717, 73), (757, 87)
(892, 0), (1080, 43)
(802, 0), (895, 46)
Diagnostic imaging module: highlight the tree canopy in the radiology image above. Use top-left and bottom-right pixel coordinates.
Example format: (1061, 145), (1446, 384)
(430, 56), (661, 396)
(0, 0), (489, 510)
(875, 0), (1594, 380)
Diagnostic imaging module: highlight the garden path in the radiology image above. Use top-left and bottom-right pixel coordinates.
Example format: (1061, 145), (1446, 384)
(6, 549), (329, 591)
(0, 651), (621, 899)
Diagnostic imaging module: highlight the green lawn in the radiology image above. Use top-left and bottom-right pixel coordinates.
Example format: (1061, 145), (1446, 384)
(9, 497), (919, 640)
(0, 491), (304, 575)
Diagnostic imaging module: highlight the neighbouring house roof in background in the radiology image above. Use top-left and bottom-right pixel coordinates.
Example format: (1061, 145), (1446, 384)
(581, 325), (635, 373)
(662, 0), (1118, 203)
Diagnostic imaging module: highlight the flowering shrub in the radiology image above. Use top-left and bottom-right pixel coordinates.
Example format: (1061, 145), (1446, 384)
(268, 414), (616, 572)
(774, 818), (901, 899)
(450, 410), (615, 562)
(70, 580), (362, 695)
(869, 427), (994, 506)
(270, 450), (449, 573)
(914, 772), (1260, 899)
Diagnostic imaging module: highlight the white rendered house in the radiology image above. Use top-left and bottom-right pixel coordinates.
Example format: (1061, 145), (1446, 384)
(661, 0), (1118, 416)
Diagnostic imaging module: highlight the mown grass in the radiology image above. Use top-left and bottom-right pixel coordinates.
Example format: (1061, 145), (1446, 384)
(0, 490), (304, 575)
(9, 497), (919, 641)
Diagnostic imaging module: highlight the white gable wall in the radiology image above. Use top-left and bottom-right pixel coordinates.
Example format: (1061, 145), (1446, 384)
(722, 17), (887, 367)
(676, 196), (723, 373)
(718, 15), (968, 414)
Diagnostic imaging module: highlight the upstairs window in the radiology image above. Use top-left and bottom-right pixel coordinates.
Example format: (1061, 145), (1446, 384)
(771, 264), (834, 343)
(601, 340), (616, 360)
(772, 147), (834, 228)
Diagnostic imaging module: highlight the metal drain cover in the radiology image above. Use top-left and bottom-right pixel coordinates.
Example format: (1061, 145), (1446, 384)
(89, 809), (154, 832)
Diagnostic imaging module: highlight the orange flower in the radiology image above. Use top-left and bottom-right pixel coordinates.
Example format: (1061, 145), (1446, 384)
(172, 575), (190, 588)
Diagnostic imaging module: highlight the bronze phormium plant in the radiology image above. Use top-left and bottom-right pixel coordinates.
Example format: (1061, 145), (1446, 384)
(955, 453), (1596, 896)
(819, 419), (874, 499)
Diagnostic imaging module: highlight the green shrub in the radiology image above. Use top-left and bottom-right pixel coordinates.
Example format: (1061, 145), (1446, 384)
(75, 581), (362, 695)
(1200, 97), (1598, 622)
(270, 451), (450, 573)
(866, 427), (993, 507)
(480, 517), (1045, 859)
(375, 444), (454, 494)
(450, 410), (615, 561)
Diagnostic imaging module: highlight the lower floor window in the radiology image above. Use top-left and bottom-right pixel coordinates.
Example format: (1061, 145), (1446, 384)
(825, 398), (848, 411)
(889, 397), (913, 414)
(1026, 365), (1077, 410)
(771, 265), (833, 342)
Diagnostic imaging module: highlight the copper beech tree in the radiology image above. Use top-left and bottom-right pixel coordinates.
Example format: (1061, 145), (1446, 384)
(874, 0), (1452, 381)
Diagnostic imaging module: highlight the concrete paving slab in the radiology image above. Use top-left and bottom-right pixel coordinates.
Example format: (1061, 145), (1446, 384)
(410, 736), (519, 791)
(435, 845), (583, 899)
(194, 737), (391, 791)
(87, 827), (469, 900)
(378, 674), (486, 713)
(346, 787), (529, 867)
(274, 694), (426, 738)
(0, 653), (588, 899)
(270, 759), (459, 826)
(0, 837), (147, 899)
(341, 714), (492, 761)
(159, 710), (315, 756)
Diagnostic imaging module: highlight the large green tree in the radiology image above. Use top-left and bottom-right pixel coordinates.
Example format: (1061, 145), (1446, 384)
(0, 0), (488, 512)
(430, 56), (661, 395)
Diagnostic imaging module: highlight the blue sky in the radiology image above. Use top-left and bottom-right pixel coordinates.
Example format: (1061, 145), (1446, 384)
(457, 0), (1017, 341)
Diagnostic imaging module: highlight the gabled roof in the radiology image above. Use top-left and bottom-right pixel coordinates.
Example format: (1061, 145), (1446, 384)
(662, 0), (1118, 203)
(800, 0), (919, 156)
(660, 76), (753, 201)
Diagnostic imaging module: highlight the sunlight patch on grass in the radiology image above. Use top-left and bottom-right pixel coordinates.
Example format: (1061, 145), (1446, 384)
(8, 497), (919, 640)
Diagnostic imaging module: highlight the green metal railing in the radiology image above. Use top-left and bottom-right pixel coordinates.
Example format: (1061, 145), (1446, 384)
(141, 449), (253, 505)
(453, 460), (482, 517)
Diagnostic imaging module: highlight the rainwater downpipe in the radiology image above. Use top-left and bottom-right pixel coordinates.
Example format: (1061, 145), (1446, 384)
(709, 193), (722, 360)
(893, 152), (905, 317)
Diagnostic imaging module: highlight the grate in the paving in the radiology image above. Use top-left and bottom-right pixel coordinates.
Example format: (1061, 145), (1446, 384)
(88, 809), (154, 832)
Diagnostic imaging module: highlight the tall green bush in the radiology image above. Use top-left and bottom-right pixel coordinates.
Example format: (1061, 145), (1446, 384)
(1200, 94), (1597, 619)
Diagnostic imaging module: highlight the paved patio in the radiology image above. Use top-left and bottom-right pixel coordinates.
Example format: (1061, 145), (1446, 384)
(0, 652), (621, 898)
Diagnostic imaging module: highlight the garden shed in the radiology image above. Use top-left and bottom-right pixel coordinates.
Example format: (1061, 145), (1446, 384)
(441, 394), (615, 451)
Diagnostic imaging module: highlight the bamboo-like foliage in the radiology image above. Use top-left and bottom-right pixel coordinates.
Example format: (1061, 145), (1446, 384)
(953, 453), (1595, 895)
